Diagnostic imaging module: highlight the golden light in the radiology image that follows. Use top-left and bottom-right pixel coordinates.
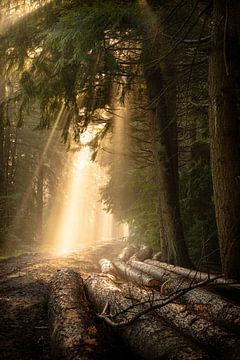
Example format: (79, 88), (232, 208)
(0, 0), (53, 34)
(11, 104), (65, 232)
(55, 148), (91, 255)
(48, 122), (129, 255)
(80, 128), (95, 145)
(80, 123), (105, 145)
(53, 142), (115, 256)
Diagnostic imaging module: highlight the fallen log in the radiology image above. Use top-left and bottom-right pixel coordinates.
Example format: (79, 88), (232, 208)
(120, 283), (240, 360)
(49, 269), (101, 360)
(129, 259), (240, 328)
(84, 275), (209, 360)
(152, 251), (162, 261)
(114, 259), (160, 287)
(117, 245), (138, 262)
(128, 245), (153, 262)
(99, 258), (117, 276)
(145, 259), (240, 288)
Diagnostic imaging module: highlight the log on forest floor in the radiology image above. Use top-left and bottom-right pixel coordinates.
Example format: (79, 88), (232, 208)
(99, 258), (117, 277)
(152, 251), (162, 261)
(145, 259), (240, 288)
(49, 269), (102, 360)
(120, 283), (240, 360)
(113, 258), (160, 287)
(128, 245), (153, 262)
(129, 259), (240, 329)
(117, 245), (139, 262)
(84, 274), (209, 360)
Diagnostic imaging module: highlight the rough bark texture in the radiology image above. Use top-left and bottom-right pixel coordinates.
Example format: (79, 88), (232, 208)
(99, 258), (117, 276)
(117, 245), (138, 262)
(84, 275), (208, 360)
(49, 269), (101, 360)
(152, 251), (162, 261)
(114, 259), (160, 287)
(129, 259), (240, 328)
(128, 245), (153, 262)
(209, 0), (240, 280)
(140, 2), (192, 267)
(121, 284), (240, 360)
(146, 260), (239, 287)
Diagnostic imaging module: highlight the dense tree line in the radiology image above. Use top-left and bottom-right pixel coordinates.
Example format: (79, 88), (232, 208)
(0, 0), (239, 279)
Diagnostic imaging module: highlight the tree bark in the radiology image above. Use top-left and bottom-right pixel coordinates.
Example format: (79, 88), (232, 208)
(152, 251), (162, 261)
(0, 76), (5, 200)
(120, 283), (240, 360)
(129, 245), (153, 262)
(129, 259), (240, 328)
(140, 2), (192, 267)
(209, 0), (240, 279)
(145, 259), (239, 287)
(84, 274), (208, 360)
(49, 269), (101, 360)
(114, 258), (160, 287)
(99, 258), (117, 276)
(117, 245), (138, 262)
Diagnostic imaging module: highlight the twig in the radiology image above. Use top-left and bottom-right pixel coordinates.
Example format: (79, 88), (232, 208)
(98, 275), (223, 328)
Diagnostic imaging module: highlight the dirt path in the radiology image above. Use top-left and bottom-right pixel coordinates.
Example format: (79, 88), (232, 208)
(0, 241), (124, 360)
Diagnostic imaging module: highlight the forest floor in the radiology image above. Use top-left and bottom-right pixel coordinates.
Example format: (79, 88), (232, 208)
(0, 240), (125, 360)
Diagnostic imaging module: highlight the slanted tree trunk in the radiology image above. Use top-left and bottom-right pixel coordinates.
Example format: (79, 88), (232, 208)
(209, 0), (240, 280)
(140, 1), (192, 267)
(84, 274), (208, 360)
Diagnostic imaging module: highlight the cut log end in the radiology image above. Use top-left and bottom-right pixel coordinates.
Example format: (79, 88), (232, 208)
(129, 245), (153, 262)
(117, 245), (139, 262)
(99, 258), (117, 276)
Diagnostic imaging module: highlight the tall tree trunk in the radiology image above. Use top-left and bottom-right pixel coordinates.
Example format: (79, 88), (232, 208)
(209, 0), (240, 279)
(0, 77), (6, 242)
(0, 76), (5, 198)
(140, 1), (192, 267)
(3, 126), (11, 228)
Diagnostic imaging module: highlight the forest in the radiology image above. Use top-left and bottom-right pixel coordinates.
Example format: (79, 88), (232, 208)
(0, 1), (240, 360)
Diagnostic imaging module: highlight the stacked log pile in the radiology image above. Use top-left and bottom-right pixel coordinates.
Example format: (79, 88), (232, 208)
(84, 274), (208, 360)
(48, 245), (240, 360)
(110, 245), (240, 358)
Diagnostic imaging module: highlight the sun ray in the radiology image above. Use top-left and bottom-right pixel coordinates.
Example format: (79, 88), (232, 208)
(11, 104), (65, 232)
(44, 122), (129, 255)
(0, 0), (53, 34)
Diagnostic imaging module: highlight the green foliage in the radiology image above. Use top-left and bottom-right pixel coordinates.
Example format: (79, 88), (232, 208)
(180, 140), (219, 263)
(0, 0), (141, 139)
(0, 0), (220, 265)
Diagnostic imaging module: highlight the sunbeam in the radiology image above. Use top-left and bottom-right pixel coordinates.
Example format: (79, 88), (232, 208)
(11, 104), (65, 233)
(51, 144), (115, 255)
(43, 123), (129, 255)
(0, 0), (53, 34)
